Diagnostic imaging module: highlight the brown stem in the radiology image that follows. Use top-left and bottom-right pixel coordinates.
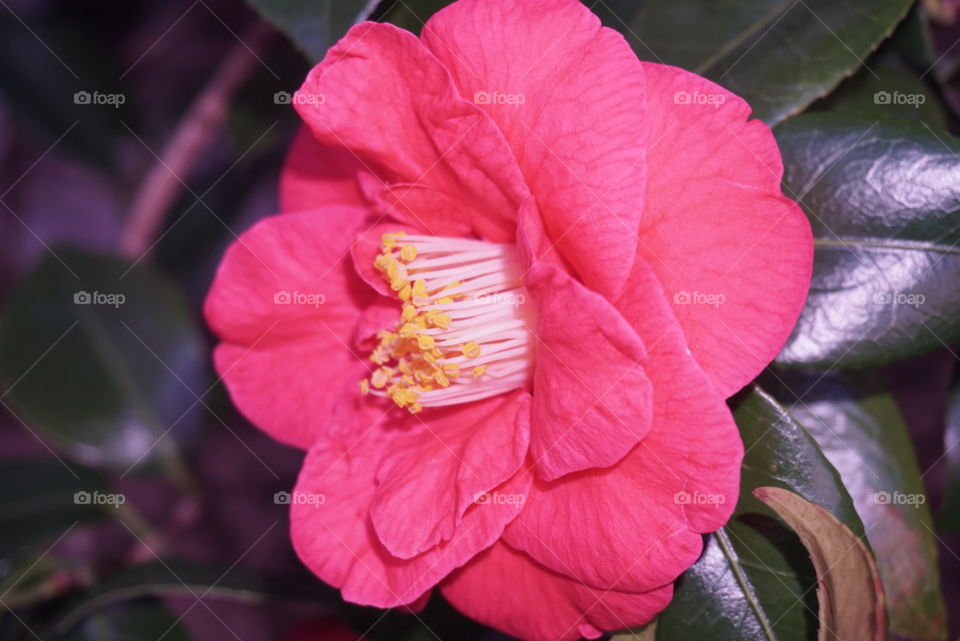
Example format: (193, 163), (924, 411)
(120, 22), (274, 258)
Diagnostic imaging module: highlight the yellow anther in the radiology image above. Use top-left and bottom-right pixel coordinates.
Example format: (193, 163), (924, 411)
(410, 280), (430, 307)
(434, 370), (450, 388)
(401, 304), (417, 322)
(417, 333), (436, 350)
(370, 346), (388, 365)
(428, 312), (451, 329)
(399, 244), (417, 261)
(359, 378), (370, 395)
(371, 369), (391, 389)
(381, 231), (406, 249)
(409, 402), (423, 414)
(443, 363), (461, 378)
(472, 366), (487, 378)
(463, 342), (481, 358)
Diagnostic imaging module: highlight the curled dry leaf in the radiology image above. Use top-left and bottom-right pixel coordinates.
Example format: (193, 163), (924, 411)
(753, 486), (886, 641)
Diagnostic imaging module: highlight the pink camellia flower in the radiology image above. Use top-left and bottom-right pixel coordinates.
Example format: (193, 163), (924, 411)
(205, 0), (813, 639)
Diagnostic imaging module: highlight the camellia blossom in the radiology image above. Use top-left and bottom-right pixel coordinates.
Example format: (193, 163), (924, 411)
(205, 0), (813, 639)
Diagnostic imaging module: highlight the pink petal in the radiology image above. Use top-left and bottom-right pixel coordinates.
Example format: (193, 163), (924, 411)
(632, 63), (813, 396)
(296, 22), (529, 241)
(204, 209), (372, 448)
(422, 0), (647, 298)
(213, 343), (366, 450)
(504, 260), (742, 591)
(292, 421), (533, 608)
(441, 542), (672, 641)
(525, 261), (653, 481)
(369, 391), (530, 558)
(353, 295), (400, 353)
(280, 127), (369, 212)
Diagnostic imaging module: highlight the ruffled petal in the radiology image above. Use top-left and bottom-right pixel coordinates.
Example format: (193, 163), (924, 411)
(279, 127), (368, 212)
(631, 63), (813, 396)
(204, 209), (373, 448)
(292, 421), (532, 608)
(353, 295), (400, 353)
(296, 22), (529, 242)
(504, 259), (742, 591)
(525, 261), (653, 481)
(369, 391), (530, 558)
(441, 542), (672, 641)
(422, 0), (647, 298)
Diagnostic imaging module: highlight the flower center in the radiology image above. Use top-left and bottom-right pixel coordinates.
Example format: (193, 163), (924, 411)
(361, 232), (535, 413)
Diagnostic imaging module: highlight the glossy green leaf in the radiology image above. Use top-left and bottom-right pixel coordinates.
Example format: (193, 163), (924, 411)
(617, 0), (913, 125)
(769, 370), (946, 640)
(937, 378), (960, 532)
(0, 459), (110, 559)
(654, 387), (863, 641)
(59, 600), (192, 641)
(775, 114), (960, 369)
(246, 0), (381, 62)
(815, 48), (947, 128)
(0, 249), (206, 474)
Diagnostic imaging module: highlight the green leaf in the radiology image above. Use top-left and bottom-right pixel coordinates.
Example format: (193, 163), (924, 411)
(617, 0), (913, 125)
(246, 0), (381, 62)
(774, 114), (960, 369)
(769, 370), (947, 640)
(59, 600), (193, 641)
(654, 387), (863, 641)
(937, 377), (960, 532)
(375, 0), (453, 34)
(0, 459), (110, 559)
(0, 249), (207, 475)
(814, 48), (947, 129)
(47, 561), (322, 638)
